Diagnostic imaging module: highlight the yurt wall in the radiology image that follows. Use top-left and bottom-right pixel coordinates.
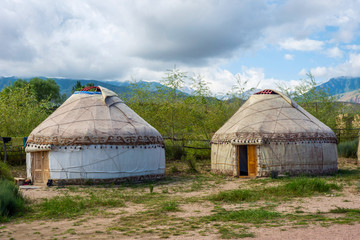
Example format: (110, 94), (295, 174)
(258, 141), (337, 176)
(48, 144), (165, 180)
(211, 143), (236, 175)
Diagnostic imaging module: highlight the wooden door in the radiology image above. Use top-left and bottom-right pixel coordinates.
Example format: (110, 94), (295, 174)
(31, 152), (49, 185)
(247, 145), (257, 177)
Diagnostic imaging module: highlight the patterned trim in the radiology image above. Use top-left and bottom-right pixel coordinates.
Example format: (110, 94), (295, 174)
(211, 131), (337, 144)
(26, 135), (164, 146)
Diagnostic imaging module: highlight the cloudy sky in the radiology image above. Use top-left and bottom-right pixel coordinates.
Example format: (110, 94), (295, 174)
(1, 0), (360, 94)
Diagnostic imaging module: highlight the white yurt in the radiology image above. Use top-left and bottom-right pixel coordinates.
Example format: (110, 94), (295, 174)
(25, 86), (165, 185)
(211, 89), (338, 177)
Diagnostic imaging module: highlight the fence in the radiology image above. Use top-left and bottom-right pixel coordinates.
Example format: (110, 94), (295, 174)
(334, 128), (359, 143)
(0, 138), (26, 165)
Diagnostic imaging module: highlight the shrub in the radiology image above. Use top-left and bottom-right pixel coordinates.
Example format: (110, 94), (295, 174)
(165, 144), (186, 160)
(337, 139), (358, 158)
(184, 153), (198, 173)
(0, 179), (25, 221)
(0, 161), (13, 181)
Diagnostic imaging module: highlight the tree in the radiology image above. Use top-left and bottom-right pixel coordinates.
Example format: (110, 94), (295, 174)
(3, 78), (64, 104)
(72, 81), (95, 93)
(28, 78), (62, 104)
(0, 85), (51, 136)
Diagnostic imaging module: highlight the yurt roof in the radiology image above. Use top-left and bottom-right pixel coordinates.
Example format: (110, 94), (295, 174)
(212, 89), (337, 144)
(26, 86), (163, 146)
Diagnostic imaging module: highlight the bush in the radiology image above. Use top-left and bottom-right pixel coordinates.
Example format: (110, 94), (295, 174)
(0, 161), (13, 181)
(165, 144), (186, 160)
(338, 139), (358, 158)
(183, 153), (198, 173)
(0, 179), (25, 221)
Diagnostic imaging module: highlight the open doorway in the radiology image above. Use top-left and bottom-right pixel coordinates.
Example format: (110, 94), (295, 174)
(237, 145), (257, 177)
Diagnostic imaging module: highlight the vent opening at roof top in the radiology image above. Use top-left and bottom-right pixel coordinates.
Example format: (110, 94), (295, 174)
(80, 86), (101, 92)
(254, 89), (278, 95)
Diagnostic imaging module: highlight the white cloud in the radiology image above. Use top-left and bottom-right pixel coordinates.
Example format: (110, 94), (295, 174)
(284, 54), (294, 60)
(345, 44), (360, 51)
(200, 66), (301, 95)
(0, 0), (360, 90)
(279, 38), (324, 51)
(326, 47), (343, 58)
(308, 53), (360, 79)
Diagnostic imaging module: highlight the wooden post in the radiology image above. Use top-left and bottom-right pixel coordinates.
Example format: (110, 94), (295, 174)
(2, 140), (6, 164)
(1, 137), (11, 164)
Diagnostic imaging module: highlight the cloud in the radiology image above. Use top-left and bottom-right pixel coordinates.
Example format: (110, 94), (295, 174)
(326, 47), (343, 58)
(279, 38), (324, 51)
(0, 0), (360, 91)
(308, 53), (360, 79)
(200, 66), (301, 95)
(345, 44), (360, 51)
(284, 54), (294, 60)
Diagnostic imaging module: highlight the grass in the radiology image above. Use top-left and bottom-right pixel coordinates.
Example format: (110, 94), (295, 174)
(329, 207), (360, 214)
(32, 193), (125, 219)
(337, 139), (358, 158)
(0, 179), (25, 222)
(5, 160), (360, 239)
(161, 201), (180, 212)
(205, 208), (282, 224)
(0, 162), (13, 181)
(210, 177), (341, 203)
(218, 226), (255, 239)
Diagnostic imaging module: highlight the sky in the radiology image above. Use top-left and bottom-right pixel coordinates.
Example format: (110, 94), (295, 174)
(1, 0), (360, 95)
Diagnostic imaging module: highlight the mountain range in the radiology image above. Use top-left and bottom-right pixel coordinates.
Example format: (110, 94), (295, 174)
(316, 76), (360, 103)
(0, 76), (164, 97)
(2, 76), (360, 103)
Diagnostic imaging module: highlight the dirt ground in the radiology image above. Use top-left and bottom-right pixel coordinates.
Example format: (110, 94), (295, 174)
(2, 158), (360, 240)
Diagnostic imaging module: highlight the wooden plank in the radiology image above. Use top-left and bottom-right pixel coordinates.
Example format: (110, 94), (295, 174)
(33, 152), (43, 184)
(236, 146), (240, 177)
(43, 152), (50, 184)
(247, 145), (257, 177)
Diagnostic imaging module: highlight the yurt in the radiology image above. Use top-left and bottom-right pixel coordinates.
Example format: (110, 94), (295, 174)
(25, 86), (165, 185)
(211, 89), (338, 177)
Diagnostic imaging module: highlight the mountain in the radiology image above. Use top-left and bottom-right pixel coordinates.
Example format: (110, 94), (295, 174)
(0, 76), (167, 97)
(316, 76), (360, 95)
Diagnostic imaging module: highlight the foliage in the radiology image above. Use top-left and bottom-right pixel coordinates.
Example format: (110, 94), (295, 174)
(3, 78), (65, 104)
(0, 161), (13, 181)
(123, 67), (246, 162)
(71, 81), (95, 93)
(337, 139), (358, 158)
(0, 84), (51, 136)
(0, 179), (25, 221)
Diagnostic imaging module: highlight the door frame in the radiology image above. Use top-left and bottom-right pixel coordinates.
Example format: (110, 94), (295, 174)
(236, 145), (258, 177)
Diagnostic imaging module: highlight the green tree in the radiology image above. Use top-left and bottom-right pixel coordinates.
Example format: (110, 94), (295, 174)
(72, 81), (95, 93)
(0, 85), (51, 136)
(28, 78), (62, 103)
(3, 78), (63, 104)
